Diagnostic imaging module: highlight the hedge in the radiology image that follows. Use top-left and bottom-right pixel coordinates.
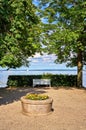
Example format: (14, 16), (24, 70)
(7, 74), (77, 87)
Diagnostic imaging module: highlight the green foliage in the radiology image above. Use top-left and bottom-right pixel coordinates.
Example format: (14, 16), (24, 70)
(38, 0), (86, 65)
(0, 0), (42, 68)
(7, 74), (77, 87)
(37, 0), (86, 87)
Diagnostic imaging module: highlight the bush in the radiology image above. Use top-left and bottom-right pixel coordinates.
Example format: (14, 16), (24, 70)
(7, 74), (77, 87)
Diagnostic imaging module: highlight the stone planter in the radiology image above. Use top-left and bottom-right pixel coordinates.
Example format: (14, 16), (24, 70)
(21, 96), (53, 116)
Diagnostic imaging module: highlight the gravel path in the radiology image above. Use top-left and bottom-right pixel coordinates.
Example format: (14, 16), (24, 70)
(0, 87), (86, 130)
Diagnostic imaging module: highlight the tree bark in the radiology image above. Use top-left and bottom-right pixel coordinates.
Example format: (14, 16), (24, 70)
(77, 49), (83, 87)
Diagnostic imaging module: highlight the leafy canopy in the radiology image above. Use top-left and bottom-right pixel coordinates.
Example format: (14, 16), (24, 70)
(0, 0), (42, 68)
(38, 0), (86, 67)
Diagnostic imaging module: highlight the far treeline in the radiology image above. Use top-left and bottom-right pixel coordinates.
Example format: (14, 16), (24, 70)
(0, 0), (86, 87)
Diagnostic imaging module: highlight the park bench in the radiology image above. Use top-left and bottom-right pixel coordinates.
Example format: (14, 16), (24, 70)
(33, 79), (51, 87)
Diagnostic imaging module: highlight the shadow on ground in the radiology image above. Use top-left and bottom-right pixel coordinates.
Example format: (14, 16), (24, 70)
(0, 87), (47, 105)
(52, 86), (86, 90)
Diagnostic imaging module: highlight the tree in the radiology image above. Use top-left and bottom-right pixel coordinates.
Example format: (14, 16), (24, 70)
(38, 0), (86, 87)
(0, 0), (41, 68)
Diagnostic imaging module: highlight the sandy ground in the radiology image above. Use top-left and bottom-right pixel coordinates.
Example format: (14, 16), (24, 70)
(0, 87), (86, 130)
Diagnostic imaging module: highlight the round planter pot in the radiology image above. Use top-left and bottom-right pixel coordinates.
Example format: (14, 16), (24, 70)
(21, 96), (53, 116)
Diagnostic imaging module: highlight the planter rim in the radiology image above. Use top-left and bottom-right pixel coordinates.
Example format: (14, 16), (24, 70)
(21, 96), (53, 105)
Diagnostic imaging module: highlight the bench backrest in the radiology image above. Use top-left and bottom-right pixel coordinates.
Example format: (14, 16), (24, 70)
(33, 79), (51, 87)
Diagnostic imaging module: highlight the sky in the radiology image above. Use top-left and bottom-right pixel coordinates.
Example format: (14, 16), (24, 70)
(0, 52), (82, 71)
(0, 53), (78, 71)
(25, 53), (77, 71)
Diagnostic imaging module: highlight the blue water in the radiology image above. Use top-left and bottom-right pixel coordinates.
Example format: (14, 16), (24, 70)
(0, 69), (86, 88)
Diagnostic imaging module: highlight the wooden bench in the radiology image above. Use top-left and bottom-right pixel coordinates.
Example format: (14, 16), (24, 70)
(33, 79), (51, 87)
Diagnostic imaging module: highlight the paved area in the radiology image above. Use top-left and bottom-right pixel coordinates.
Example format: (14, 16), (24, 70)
(0, 87), (86, 130)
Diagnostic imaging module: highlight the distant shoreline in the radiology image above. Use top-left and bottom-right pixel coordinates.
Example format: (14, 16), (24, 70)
(0, 69), (86, 71)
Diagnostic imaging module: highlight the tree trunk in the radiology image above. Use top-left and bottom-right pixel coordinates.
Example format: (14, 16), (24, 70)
(77, 50), (83, 88)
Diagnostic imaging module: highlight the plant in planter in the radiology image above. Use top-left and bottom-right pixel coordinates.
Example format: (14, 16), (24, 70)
(25, 93), (49, 100)
(21, 93), (53, 116)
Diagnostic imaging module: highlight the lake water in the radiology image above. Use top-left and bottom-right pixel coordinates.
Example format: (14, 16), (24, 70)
(0, 69), (86, 88)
